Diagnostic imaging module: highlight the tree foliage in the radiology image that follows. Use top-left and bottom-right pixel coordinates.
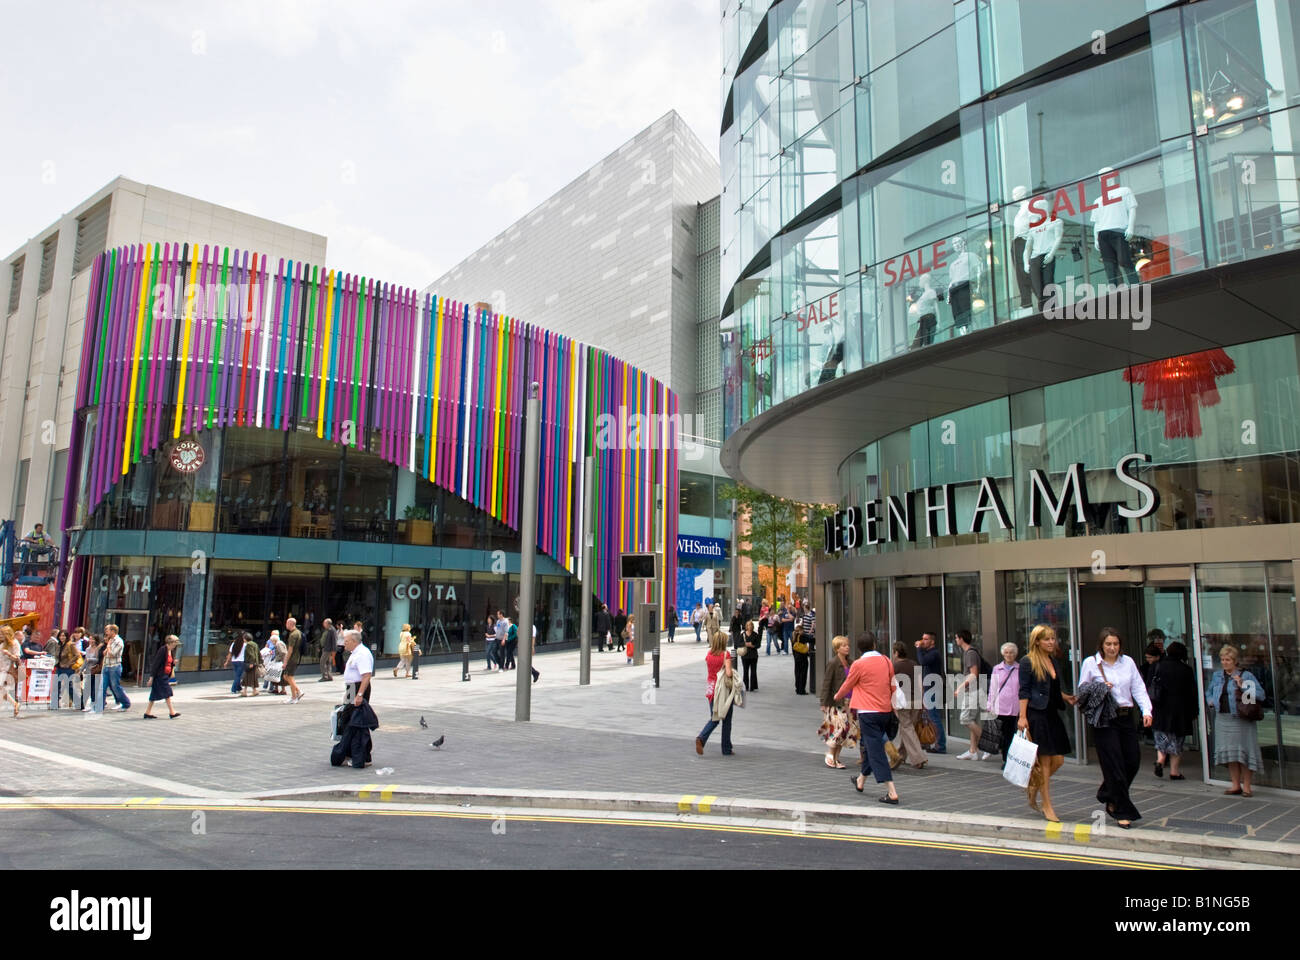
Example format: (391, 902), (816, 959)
(719, 482), (833, 603)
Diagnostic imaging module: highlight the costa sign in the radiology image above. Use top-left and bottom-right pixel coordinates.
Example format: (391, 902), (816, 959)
(824, 453), (1159, 553)
(392, 582), (458, 601)
(170, 440), (205, 474)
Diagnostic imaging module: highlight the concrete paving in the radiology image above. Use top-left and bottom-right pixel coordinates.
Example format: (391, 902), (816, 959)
(2, 640), (1297, 865)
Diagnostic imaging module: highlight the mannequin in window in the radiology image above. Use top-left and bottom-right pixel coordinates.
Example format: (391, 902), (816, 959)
(947, 235), (983, 335)
(1022, 209), (1064, 311)
(1011, 185), (1034, 314)
(908, 274), (938, 350)
(1092, 166), (1139, 285)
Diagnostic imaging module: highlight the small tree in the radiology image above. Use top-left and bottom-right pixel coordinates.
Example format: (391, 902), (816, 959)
(720, 482), (832, 605)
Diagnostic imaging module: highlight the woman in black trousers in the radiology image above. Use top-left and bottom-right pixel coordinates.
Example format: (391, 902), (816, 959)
(740, 621), (760, 691)
(1078, 628), (1153, 829)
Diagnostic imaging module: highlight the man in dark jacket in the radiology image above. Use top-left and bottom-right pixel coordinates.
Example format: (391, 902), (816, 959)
(318, 618), (336, 682)
(915, 632), (947, 754)
(612, 609), (628, 652)
(593, 604), (612, 653)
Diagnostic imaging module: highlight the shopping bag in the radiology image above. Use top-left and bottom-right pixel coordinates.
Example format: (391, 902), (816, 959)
(978, 718), (1002, 755)
(330, 703), (349, 743)
(265, 663), (284, 684)
(1002, 730), (1038, 788)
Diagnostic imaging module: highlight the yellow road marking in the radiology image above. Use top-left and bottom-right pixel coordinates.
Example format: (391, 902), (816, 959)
(1045, 820), (1064, 839)
(698, 795), (717, 813)
(1074, 823), (1092, 843)
(380, 785), (395, 802)
(678, 794), (696, 812)
(5, 801), (1181, 869)
(359, 785), (379, 800)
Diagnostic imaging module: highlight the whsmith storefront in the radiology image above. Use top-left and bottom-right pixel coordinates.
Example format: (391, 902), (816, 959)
(719, 0), (1300, 789)
(61, 243), (678, 679)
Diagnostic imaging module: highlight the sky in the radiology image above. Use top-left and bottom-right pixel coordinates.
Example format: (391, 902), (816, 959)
(0, 0), (721, 287)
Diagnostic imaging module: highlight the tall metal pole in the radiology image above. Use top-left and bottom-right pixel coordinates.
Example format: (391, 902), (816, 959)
(579, 456), (595, 686)
(516, 382), (542, 721)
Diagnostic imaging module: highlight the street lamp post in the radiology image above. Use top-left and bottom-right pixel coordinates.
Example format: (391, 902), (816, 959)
(516, 382), (541, 721)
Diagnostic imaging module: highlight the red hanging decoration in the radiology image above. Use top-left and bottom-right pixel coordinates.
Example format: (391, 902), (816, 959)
(1124, 348), (1236, 439)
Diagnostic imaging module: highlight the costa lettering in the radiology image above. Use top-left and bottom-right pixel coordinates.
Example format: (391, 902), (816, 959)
(391, 582), (457, 601)
(824, 453), (1159, 553)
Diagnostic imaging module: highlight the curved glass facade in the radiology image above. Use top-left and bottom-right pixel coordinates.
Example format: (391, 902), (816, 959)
(721, 0), (1300, 435)
(836, 335), (1300, 552)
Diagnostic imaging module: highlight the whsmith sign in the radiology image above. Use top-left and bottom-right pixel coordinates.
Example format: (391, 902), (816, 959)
(824, 453), (1159, 553)
(676, 535), (728, 562)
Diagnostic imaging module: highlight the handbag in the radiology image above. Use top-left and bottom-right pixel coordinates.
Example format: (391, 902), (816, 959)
(915, 714), (938, 746)
(1002, 730), (1039, 788)
(265, 662), (284, 683)
(792, 639), (809, 654)
(978, 719), (1002, 755)
(1235, 677), (1264, 722)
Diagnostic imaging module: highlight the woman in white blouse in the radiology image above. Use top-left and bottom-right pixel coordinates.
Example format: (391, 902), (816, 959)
(1078, 628), (1153, 829)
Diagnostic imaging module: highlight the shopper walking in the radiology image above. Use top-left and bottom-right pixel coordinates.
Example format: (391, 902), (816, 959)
(1206, 645), (1264, 797)
(595, 604), (613, 653)
(141, 636), (182, 719)
(81, 634), (104, 713)
(691, 603), (704, 644)
(986, 642), (1021, 768)
(704, 600), (722, 647)
(331, 628), (378, 769)
(239, 632), (261, 696)
(612, 609), (628, 652)
(394, 627), (416, 678)
(0, 626), (21, 718)
(890, 642), (927, 769)
(818, 635), (859, 768)
(622, 615), (635, 664)
(505, 619), (520, 670)
(836, 633), (900, 805)
(793, 601), (815, 695)
(283, 617), (305, 703)
(740, 619), (760, 691)
(915, 632), (946, 754)
(222, 634), (247, 694)
(759, 600), (773, 654)
(1018, 624), (1076, 822)
(781, 603), (796, 656)
(55, 630), (82, 710)
(693, 632), (737, 756)
(1150, 641), (1198, 780)
(101, 624), (131, 712)
(666, 606), (677, 643)
(1078, 628), (1152, 828)
(318, 618), (337, 681)
(953, 629), (987, 759)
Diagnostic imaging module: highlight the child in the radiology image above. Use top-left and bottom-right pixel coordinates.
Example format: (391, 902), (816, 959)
(624, 615), (636, 665)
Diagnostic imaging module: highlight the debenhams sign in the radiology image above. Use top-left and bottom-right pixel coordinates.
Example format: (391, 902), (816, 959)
(824, 453), (1159, 554)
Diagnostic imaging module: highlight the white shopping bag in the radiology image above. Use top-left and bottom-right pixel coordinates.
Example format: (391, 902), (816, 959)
(1002, 730), (1038, 788)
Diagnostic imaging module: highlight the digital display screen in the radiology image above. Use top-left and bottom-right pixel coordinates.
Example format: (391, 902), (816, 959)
(620, 553), (658, 580)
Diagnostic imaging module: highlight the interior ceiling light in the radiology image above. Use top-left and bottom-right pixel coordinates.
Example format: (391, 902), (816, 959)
(1226, 94), (1245, 111)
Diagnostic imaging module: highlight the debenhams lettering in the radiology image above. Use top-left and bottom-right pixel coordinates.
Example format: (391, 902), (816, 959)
(824, 453), (1159, 553)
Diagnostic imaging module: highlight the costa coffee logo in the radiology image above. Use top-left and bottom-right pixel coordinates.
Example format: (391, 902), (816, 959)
(170, 440), (205, 474)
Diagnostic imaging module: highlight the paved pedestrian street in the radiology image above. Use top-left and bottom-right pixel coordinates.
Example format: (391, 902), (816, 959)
(2, 642), (1297, 867)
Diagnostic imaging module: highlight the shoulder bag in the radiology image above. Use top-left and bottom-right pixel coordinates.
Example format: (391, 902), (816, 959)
(915, 713), (938, 746)
(978, 666), (1013, 754)
(1235, 674), (1264, 722)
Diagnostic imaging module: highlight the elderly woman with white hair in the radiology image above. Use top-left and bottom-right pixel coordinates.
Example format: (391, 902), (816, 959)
(986, 641), (1022, 768)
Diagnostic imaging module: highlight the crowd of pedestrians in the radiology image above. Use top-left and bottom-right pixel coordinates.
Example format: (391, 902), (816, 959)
(688, 606), (1263, 825)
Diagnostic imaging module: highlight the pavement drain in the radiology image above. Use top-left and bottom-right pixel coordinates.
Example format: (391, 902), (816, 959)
(1161, 818), (1250, 837)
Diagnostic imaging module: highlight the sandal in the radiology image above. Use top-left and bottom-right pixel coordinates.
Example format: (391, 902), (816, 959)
(1224, 788), (1243, 795)
(1241, 790), (1253, 798)
(852, 775), (864, 793)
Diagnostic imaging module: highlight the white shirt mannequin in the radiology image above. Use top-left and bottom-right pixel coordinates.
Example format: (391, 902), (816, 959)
(1023, 217), (1064, 271)
(947, 235), (983, 290)
(1011, 185), (1032, 239)
(908, 274), (938, 320)
(1092, 167), (1137, 244)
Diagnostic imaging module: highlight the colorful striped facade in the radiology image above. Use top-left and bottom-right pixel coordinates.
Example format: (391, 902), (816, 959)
(64, 242), (679, 610)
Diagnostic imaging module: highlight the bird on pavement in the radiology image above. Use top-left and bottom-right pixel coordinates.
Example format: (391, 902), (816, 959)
(419, 716), (428, 729)
(430, 735), (445, 749)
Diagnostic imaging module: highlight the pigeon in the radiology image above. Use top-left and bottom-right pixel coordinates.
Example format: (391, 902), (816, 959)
(430, 735), (445, 749)
(419, 716), (428, 729)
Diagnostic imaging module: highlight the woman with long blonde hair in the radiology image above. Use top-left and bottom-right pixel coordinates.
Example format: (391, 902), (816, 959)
(394, 624), (415, 678)
(0, 626), (21, 718)
(1017, 624), (1077, 822)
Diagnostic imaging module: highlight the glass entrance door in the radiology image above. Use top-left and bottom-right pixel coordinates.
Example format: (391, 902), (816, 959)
(107, 609), (150, 686)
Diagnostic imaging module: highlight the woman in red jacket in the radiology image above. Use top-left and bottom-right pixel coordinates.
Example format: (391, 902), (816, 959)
(835, 632), (900, 805)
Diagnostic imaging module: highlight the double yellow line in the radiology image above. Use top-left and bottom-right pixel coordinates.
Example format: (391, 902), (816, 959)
(5, 800), (1179, 869)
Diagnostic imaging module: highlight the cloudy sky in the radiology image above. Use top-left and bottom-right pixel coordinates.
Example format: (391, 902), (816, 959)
(1, 0), (721, 285)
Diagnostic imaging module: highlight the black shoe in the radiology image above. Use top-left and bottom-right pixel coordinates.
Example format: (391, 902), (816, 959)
(1154, 761), (1164, 778)
(879, 795), (899, 805)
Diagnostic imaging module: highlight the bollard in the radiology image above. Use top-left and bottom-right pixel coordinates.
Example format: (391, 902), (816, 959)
(652, 649), (660, 688)
(461, 643), (471, 682)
